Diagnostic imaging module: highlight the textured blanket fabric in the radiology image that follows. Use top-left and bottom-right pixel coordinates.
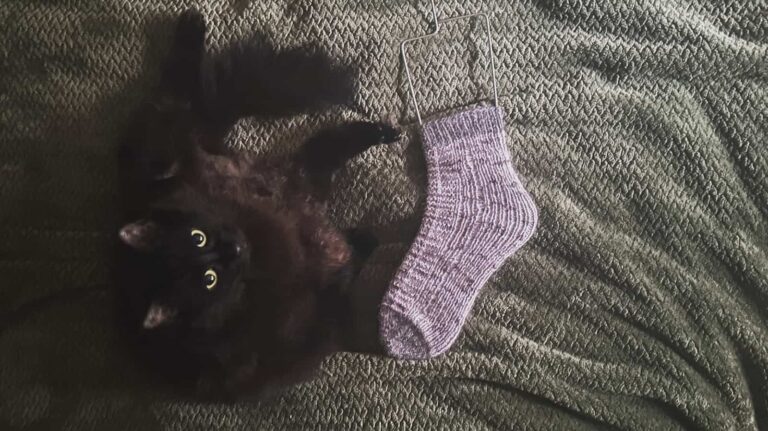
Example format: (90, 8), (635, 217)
(1, 1), (767, 430)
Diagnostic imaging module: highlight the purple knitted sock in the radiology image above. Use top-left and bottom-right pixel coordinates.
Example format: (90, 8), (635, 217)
(380, 106), (538, 359)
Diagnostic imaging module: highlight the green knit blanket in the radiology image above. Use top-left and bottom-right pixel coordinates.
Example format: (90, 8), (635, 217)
(1, 1), (767, 429)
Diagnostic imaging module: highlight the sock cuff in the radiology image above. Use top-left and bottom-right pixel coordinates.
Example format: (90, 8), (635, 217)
(423, 105), (505, 145)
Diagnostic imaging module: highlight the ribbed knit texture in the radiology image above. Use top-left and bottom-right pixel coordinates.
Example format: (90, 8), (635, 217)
(380, 106), (538, 359)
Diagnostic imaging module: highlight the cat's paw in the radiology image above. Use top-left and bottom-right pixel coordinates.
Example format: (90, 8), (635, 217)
(346, 228), (379, 259)
(175, 9), (206, 47)
(373, 123), (403, 145)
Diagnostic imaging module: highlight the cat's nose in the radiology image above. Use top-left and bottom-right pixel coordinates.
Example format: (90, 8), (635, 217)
(225, 243), (243, 260)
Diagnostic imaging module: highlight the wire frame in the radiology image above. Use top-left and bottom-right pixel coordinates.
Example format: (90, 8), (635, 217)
(401, 8), (500, 125)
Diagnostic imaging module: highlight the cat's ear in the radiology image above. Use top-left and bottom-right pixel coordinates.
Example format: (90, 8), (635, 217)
(143, 303), (177, 329)
(119, 220), (159, 251)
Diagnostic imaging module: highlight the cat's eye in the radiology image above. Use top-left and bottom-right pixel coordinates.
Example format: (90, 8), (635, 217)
(204, 268), (218, 290)
(190, 229), (207, 248)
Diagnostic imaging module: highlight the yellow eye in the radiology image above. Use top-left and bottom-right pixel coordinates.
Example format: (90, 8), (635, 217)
(204, 268), (218, 290)
(190, 229), (207, 248)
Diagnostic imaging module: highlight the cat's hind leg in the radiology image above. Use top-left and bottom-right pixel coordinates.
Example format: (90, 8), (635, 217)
(157, 9), (206, 107)
(120, 10), (208, 197)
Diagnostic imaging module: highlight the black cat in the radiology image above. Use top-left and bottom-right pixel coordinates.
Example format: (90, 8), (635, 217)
(116, 9), (399, 398)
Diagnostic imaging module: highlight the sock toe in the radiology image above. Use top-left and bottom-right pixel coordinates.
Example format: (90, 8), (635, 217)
(379, 308), (431, 359)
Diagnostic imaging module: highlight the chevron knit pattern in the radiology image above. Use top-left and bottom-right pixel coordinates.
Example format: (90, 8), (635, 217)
(380, 106), (537, 359)
(2, 1), (768, 430)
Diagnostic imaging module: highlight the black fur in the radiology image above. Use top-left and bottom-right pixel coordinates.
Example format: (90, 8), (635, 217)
(116, 9), (398, 398)
(203, 36), (359, 136)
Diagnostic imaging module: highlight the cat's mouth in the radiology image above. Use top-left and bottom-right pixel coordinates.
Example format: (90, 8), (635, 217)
(143, 303), (177, 329)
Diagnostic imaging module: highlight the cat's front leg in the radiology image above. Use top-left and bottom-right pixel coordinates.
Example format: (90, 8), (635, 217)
(295, 121), (402, 198)
(200, 37), (357, 139)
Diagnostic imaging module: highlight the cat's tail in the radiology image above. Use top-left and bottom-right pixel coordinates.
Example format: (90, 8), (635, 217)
(201, 36), (357, 132)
